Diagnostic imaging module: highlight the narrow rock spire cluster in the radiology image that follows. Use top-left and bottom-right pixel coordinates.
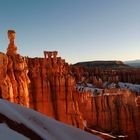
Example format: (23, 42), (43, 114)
(0, 30), (30, 106)
(0, 30), (140, 140)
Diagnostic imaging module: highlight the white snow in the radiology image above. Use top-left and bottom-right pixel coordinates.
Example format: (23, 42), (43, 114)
(77, 83), (102, 95)
(77, 82), (140, 94)
(106, 82), (140, 92)
(0, 123), (29, 140)
(118, 82), (140, 92)
(0, 99), (103, 140)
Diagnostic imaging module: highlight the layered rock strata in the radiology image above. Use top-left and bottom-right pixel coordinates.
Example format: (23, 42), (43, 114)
(0, 30), (30, 106)
(76, 89), (140, 140)
(27, 51), (83, 129)
(71, 66), (140, 86)
(0, 30), (140, 140)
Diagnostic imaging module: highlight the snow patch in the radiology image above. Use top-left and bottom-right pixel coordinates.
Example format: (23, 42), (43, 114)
(0, 99), (103, 140)
(0, 123), (29, 140)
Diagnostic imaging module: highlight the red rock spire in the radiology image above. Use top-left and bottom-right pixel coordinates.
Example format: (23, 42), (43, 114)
(6, 30), (17, 56)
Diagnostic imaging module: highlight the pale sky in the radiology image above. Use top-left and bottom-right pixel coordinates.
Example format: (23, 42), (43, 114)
(0, 0), (140, 63)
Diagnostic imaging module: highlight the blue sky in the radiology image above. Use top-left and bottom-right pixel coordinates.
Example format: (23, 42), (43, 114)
(0, 0), (140, 63)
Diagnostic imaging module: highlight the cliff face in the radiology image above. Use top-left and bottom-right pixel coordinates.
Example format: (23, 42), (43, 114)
(76, 89), (140, 140)
(28, 55), (138, 139)
(1, 30), (140, 140)
(1, 51), (140, 139)
(0, 52), (8, 87)
(71, 66), (140, 86)
(0, 30), (84, 129)
(27, 52), (83, 129)
(0, 52), (30, 106)
(0, 30), (30, 107)
(73, 64), (140, 139)
(0, 51), (84, 128)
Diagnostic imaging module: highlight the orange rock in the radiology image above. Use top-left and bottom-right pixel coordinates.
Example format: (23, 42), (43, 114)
(6, 30), (17, 56)
(1, 30), (140, 140)
(0, 30), (30, 107)
(77, 89), (140, 140)
(27, 55), (84, 129)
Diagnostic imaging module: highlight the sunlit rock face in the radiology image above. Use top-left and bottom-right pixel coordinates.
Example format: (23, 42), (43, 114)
(6, 30), (17, 56)
(71, 65), (140, 85)
(27, 51), (84, 129)
(0, 52), (8, 87)
(76, 89), (140, 140)
(0, 30), (30, 107)
(0, 30), (84, 129)
(0, 30), (140, 140)
(71, 64), (140, 140)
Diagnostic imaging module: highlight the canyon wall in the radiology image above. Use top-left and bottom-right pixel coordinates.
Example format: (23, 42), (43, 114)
(76, 89), (140, 140)
(0, 30), (140, 140)
(1, 51), (140, 139)
(0, 53), (29, 106)
(0, 53), (84, 129)
(71, 66), (140, 86)
(27, 52), (83, 129)
(0, 30), (84, 130)
(0, 30), (29, 107)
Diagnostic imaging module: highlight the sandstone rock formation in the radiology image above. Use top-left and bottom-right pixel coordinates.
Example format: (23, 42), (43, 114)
(0, 52), (8, 87)
(0, 30), (30, 107)
(135, 96), (140, 106)
(0, 30), (140, 140)
(27, 51), (84, 129)
(71, 65), (140, 85)
(6, 30), (17, 56)
(0, 31), (84, 129)
(76, 88), (140, 140)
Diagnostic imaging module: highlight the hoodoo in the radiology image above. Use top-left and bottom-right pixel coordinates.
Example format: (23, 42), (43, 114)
(0, 30), (140, 140)
(0, 30), (30, 107)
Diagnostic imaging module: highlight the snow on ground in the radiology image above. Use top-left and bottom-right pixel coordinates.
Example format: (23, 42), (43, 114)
(0, 123), (29, 140)
(77, 82), (140, 94)
(0, 99), (103, 140)
(77, 83), (102, 95)
(118, 82), (140, 92)
(107, 82), (140, 92)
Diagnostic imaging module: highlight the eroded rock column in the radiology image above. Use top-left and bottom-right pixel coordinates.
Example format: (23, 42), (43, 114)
(0, 30), (30, 107)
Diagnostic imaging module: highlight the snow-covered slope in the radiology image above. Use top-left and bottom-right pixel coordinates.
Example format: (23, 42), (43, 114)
(0, 99), (103, 140)
(77, 82), (140, 94)
(0, 123), (29, 140)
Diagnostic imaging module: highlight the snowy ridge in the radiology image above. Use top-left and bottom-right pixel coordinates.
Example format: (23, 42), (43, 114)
(107, 82), (140, 92)
(118, 82), (140, 92)
(77, 82), (140, 94)
(76, 83), (102, 95)
(0, 99), (103, 140)
(0, 123), (29, 140)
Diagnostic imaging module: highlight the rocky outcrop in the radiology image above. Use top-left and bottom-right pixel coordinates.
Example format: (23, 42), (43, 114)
(0, 30), (30, 106)
(0, 30), (84, 129)
(1, 30), (140, 140)
(27, 51), (84, 129)
(76, 89), (140, 140)
(71, 65), (140, 85)
(0, 30), (84, 130)
(0, 52), (8, 87)
(136, 96), (140, 106)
